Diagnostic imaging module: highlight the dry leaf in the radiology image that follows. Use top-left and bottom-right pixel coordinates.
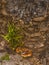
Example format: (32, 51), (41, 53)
(16, 47), (32, 57)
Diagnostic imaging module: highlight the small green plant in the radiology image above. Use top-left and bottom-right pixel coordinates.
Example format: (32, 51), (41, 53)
(2, 23), (24, 50)
(0, 54), (10, 61)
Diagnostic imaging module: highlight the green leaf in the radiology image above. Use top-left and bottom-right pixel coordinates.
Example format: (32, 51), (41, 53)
(1, 34), (10, 42)
(15, 36), (23, 40)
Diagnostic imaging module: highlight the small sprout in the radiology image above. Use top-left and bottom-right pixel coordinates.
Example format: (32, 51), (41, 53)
(2, 22), (24, 51)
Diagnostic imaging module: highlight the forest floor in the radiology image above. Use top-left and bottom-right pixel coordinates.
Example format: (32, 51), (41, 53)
(0, 0), (49, 65)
